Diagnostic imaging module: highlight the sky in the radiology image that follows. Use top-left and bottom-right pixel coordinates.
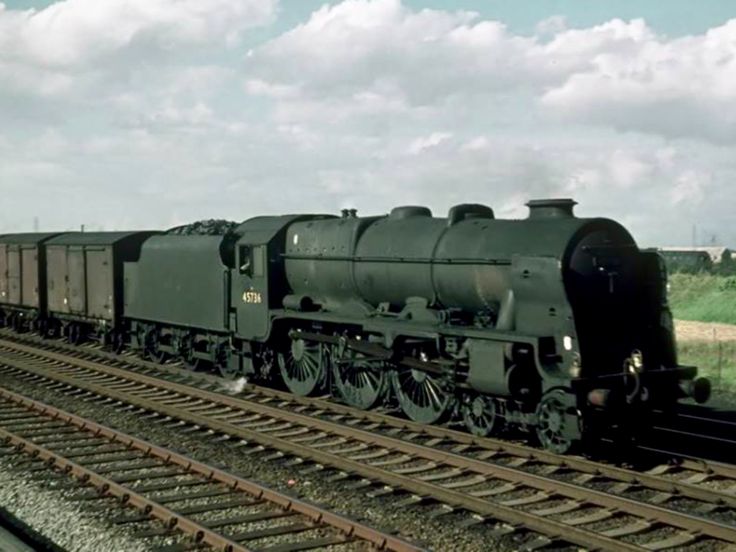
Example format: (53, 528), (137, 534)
(0, 0), (734, 247)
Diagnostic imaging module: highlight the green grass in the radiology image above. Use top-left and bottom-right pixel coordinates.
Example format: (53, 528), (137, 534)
(678, 340), (736, 394)
(666, 273), (736, 396)
(668, 273), (736, 325)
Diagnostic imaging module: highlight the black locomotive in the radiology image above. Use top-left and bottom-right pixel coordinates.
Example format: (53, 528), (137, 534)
(0, 199), (710, 452)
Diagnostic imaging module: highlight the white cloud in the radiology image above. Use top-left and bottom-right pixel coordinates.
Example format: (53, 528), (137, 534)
(245, 79), (301, 99)
(1, 0), (735, 250)
(248, 3), (736, 143)
(670, 170), (709, 205)
(535, 15), (567, 37)
(540, 19), (736, 142)
(407, 132), (452, 154)
(0, 0), (276, 67)
(0, 0), (276, 102)
(460, 136), (491, 151)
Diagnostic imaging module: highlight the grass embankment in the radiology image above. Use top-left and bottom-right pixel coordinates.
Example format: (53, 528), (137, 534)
(668, 273), (736, 325)
(677, 339), (736, 393)
(668, 274), (736, 393)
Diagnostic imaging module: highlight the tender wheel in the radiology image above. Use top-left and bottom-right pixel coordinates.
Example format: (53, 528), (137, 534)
(141, 328), (167, 364)
(178, 335), (203, 371)
(147, 345), (167, 363)
(215, 343), (239, 379)
(391, 365), (453, 424)
(255, 346), (276, 382)
(332, 347), (388, 410)
(278, 336), (326, 396)
(462, 394), (502, 437)
(535, 389), (581, 454)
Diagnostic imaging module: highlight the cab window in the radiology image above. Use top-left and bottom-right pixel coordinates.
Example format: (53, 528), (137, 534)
(252, 246), (264, 277)
(239, 245), (265, 277)
(239, 245), (252, 275)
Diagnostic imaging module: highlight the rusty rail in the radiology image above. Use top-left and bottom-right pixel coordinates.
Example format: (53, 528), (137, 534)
(0, 385), (422, 552)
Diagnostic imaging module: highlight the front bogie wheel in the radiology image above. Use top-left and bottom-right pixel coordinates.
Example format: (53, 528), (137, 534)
(535, 389), (582, 454)
(462, 394), (503, 437)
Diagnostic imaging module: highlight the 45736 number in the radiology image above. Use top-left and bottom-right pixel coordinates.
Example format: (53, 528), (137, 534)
(242, 290), (263, 304)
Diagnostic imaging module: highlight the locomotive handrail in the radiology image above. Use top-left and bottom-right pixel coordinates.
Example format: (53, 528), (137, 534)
(281, 253), (512, 265)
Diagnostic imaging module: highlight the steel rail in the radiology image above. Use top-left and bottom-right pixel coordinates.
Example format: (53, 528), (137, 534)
(1, 342), (735, 550)
(0, 385), (421, 552)
(0, 424), (250, 552)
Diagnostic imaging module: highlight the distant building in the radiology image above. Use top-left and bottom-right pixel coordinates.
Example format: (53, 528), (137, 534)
(659, 247), (733, 273)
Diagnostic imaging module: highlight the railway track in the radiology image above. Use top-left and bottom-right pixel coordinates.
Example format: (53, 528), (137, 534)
(0, 385), (420, 552)
(8, 329), (736, 465)
(645, 404), (736, 464)
(4, 331), (735, 495)
(0, 337), (735, 550)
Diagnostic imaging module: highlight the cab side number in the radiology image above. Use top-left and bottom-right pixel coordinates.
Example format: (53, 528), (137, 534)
(243, 290), (263, 304)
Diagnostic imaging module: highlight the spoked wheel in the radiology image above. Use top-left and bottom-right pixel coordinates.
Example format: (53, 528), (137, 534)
(278, 336), (326, 396)
(535, 389), (580, 454)
(391, 365), (453, 424)
(462, 394), (502, 437)
(141, 328), (167, 364)
(215, 343), (239, 380)
(178, 335), (203, 371)
(146, 346), (167, 364)
(332, 347), (388, 410)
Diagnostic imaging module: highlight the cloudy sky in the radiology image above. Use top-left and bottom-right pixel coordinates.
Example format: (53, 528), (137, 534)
(0, 0), (734, 246)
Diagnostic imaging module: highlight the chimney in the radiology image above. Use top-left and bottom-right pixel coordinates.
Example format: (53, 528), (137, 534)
(526, 199), (577, 219)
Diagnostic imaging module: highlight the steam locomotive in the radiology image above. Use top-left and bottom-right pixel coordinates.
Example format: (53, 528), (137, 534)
(0, 199), (710, 453)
